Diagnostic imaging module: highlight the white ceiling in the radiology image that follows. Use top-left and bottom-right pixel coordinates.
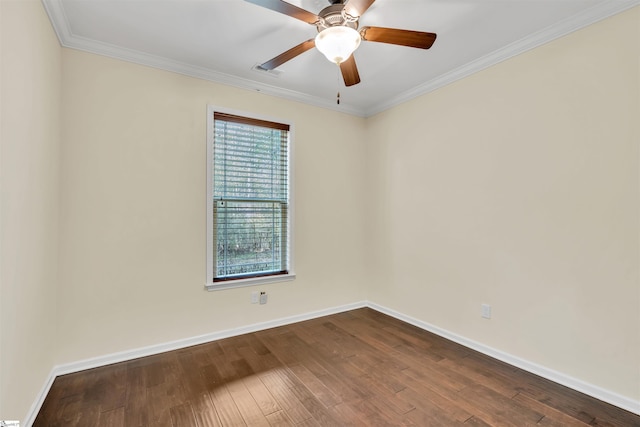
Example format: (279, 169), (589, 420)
(43, 0), (638, 117)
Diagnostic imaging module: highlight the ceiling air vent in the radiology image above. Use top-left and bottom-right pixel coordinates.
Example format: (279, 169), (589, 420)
(251, 64), (283, 77)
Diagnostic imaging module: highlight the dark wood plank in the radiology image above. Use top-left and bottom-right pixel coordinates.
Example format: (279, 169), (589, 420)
(33, 308), (640, 427)
(348, 397), (402, 426)
(456, 383), (545, 426)
(169, 403), (197, 426)
(288, 385), (342, 426)
(193, 410), (223, 427)
(242, 374), (281, 416)
(124, 366), (150, 426)
(176, 350), (209, 398)
(402, 404), (464, 427)
(96, 407), (125, 427)
(190, 341), (224, 367)
(147, 382), (175, 425)
(464, 415), (493, 426)
(58, 394), (83, 424)
(396, 380), (472, 423)
(512, 392), (588, 426)
(287, 363), (342, 407)
(210, 385), (246, 426)
(325, 401), (367, 426)
(264, 409), (293, 426)
(189, 392), (222, 427)
(225, 379), (271, 426)
(257, 369), (314, 424)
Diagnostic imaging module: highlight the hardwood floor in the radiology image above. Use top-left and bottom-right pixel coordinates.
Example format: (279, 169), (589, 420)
(34, 308), (640, 426)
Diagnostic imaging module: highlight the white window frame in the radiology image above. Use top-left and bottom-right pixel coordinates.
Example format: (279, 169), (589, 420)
(205, 105), (295, 291)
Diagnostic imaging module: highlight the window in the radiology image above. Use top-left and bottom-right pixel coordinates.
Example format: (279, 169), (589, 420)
(206, 107), (294, 290)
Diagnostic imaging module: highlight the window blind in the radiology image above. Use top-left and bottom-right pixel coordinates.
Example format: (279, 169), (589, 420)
(213, 112), (289, 281)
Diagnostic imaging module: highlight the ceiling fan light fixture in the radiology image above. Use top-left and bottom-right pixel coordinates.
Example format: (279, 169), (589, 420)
(315, 26), (361, 64)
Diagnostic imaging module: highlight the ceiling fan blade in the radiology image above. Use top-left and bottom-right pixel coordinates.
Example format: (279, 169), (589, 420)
(360, 26), (437, 49)
(340, 55), (361, 87)
(259, 39), (316, 70)
(343, 0), (376, 19)
(244, 0), (320, 24)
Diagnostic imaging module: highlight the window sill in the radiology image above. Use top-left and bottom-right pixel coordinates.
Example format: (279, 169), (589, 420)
(204, 273), (296, 291)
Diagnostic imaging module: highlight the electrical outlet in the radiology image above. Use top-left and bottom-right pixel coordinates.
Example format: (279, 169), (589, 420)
(481, 304), (492, 319)
(259, 291), (268, 305)
(251, 291), (259, 304)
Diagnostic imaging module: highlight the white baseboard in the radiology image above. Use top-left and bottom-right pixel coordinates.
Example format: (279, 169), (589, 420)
(24, 299), (639, 424)
(23, 301), (366, 425)
(22, 367), (56, 427)
(367, 301), (640, 416)
(53, 301), (367, 377)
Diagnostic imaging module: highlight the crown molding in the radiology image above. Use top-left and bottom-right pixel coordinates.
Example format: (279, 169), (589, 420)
(364, 0), (640, 117)
(40, 0), (364, 117)
(42, 0), (639, 118)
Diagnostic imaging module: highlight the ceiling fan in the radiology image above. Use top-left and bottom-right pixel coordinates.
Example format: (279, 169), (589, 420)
(246, 0), (437, 87)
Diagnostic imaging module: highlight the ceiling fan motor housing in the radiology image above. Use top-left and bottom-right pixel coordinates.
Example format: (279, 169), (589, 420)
(317, 4), (358, 32)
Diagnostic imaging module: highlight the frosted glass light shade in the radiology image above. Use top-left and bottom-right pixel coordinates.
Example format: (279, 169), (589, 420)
(315, 26), (361, 64)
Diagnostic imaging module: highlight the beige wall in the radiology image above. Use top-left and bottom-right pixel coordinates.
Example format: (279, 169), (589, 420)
(57, 49), (368, 364)
(0, 0), (61, 421)
(365, 7), (640, 401)
(2, 0), (639, 420)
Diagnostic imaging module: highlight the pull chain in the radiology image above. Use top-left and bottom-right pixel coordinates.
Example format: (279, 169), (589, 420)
(336, 64), (341, 105)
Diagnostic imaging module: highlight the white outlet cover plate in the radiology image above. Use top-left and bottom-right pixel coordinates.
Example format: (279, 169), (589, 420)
(481, 304), (492, 319)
